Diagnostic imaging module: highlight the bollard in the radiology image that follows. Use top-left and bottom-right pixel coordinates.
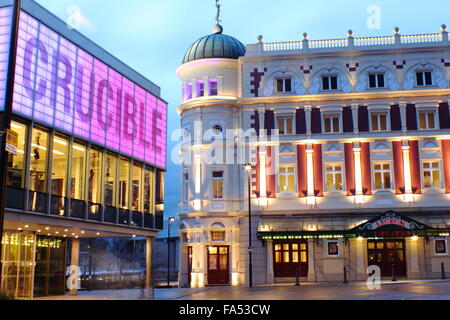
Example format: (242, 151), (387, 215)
(343, 266), (348, 284)
(442, 262), (446, 280)
(391, 264), (397, 282)
(295, 267), (301, 286)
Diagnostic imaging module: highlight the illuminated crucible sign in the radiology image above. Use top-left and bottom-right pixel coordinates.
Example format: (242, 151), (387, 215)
(3, 8), (167, 169)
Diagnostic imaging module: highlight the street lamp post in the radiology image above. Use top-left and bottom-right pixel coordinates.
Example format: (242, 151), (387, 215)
(167, 217), (176, 287)
(245, 164), (253, 288)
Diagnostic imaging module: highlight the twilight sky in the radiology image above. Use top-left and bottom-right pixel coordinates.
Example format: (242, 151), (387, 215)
(35, 0), (449, 233)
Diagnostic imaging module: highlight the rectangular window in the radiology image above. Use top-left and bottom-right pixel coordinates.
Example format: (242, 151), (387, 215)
(211, 231), (225, 241)
(371, 113), (388, 131)
(374, 163), (392, 190)
(423, 161), (441, 189)
(51, 135), (69, 196)
(183, 173), (189, 201)
(209, 80), (218, 96)
(368, 73), (385, 88)
(416, 71), (433, 86)
(212, 171), (224, 200)
(186, 83), (193, 99)
(104, 153), (117, 207)
(418, 111), (436, 130)
(197, 81), (205, 97)
(323, 115), (340, 133)
(276, 78), (292, 93)
(322, 76), (338, 90)
(277, 117), (294, 135)
(88, 148), (103, 204)
(71, 142), (86, 200)
(143, 166), (154, 214)
(279, 166), (295, 193)
(7, 121), (27, 188)
(119, 157), (130, 209)
(29, 127), (49, 193)
(435, 239), (447, 254)
(325, 164), (343, 191)
(328, 241), (339, 256)
(131, 162), (143, 212)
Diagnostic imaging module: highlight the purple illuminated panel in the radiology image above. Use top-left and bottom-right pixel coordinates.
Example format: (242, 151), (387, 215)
(12, 10), (167, 169)
(0, 7), (12, 111)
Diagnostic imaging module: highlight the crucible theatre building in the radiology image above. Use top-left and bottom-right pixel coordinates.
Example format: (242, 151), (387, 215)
(176, 16), (450, 286)
(0, 0), (167, 298)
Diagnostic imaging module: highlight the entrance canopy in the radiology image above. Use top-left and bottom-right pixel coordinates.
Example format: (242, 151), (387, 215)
(257, 211), (450, 240)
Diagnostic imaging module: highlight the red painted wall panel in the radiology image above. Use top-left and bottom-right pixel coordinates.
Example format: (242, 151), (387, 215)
(313, 144), (324, 197)
(360, 142), (372, 195)
(297, 145), (307, 197)
(266, 146), (276, 198)
(409, 140), (422, 194)
(392, 141), (405, 194)
(344, 143), (356, 196)
(441, 140), (450, 193)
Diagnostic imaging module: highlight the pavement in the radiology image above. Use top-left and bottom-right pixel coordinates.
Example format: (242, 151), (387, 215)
(33, 279), (450, 300)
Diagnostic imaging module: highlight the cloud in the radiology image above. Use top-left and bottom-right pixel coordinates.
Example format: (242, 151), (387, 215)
(66, 4), (95, 32)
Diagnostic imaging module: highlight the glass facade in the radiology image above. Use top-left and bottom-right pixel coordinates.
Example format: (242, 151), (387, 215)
(5, 119), (161, 229)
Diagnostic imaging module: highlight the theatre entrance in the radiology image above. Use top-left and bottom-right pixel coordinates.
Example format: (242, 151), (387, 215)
(207, 246), (229, 285)
(367, 239), (407, 277)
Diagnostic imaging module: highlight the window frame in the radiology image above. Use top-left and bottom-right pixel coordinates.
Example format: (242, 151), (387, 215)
(326, 240), (340, 257)
(276, 78), (293, 93)
(322, 113), (341, 134)
(278, 164), (296, 194)
(417, 109), (438, 130)
(370, 112), (389, 132)
(211, 170), (224, 200)
(368, 72), (386, 89)
(373, 161), (393, 191)
(321, 75), (339, 91)
(324, 163), (344, 192)
(415, 70), (433, 87)
(196, 81), (205, 97)
(421, 160), (442, 190)
(209, 80), (218, 96)
(277, 116), (294, 135)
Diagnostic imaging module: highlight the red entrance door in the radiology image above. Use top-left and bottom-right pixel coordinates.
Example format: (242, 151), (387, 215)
(367, 239), (407, 277)
(273, 241), (308, 277)
(207, 246), (229, 285)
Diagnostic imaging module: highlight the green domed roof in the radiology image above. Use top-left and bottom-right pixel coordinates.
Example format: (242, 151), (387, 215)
(182, 25), (246, 64)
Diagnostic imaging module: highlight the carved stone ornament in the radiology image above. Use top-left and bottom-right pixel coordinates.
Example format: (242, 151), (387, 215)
(263, 70), (305, 96)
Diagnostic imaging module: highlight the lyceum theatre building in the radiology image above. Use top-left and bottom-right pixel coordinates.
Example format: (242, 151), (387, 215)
(0, 0), (167, 298)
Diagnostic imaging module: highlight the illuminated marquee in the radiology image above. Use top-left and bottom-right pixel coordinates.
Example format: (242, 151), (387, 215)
(3, 8), (166, 169)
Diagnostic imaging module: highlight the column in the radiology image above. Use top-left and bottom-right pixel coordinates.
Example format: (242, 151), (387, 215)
(304, 106), (312, 136)
(191, 78), (198, 98)
(203, 76), (210, 97)
(402, 141), (413, 195)
(199, 244), (207, 288)
(408, 238), (421, 279)
(70, 238), (80, 296)
(266, 240), (274, 284)
(352, 104), (359, 134)
(353, 143), (363, 196)
(307, 239), (316, 282)
(306, 145), (315, 197)
(355, 238), (367, 280)
(145, 237), (155, 298)
(400, 102), (407, 132)
(178, 246), (189, 288)
(230, 243), (240, 286)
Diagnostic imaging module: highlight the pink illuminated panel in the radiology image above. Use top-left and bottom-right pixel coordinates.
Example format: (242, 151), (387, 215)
(0, 7), (12, 111)
(11, 10), (167, 169)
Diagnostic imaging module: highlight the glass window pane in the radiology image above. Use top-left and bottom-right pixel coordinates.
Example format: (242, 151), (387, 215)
(275, 244), (281, 251)
(278, 118), (285, 134)
(433, 170), (440, 188)
(423, 171), (431, 188)
(428, 113), (435, 129)
(283, 251), (290, 263)
(144, 167), (154, 213)
(300, 251), (307, 263)
(292, 244), (298, 251)
(51, 136), (68, 196)
(131, 162), (143, 211)
(277, 79), (283, 92)
(336, 174), (343, 190)
(30, 127), (49, 193)
(292, 252), (299, 263)
(275, 252), (281, 263)
(104, 154), (117, 207)
(285, 79), (292, 92)
(380, 114), (387, 130)
(88, 148), (103, 204)
(322, 77), (329, 90)
(371, 115), (378, 131)
(324, 118), (331, 133)
(7, 121), (27, 188)
(209, 246), (218, 254)
(378, 74), (385, 87)
(419, 113), (426, 129)
(288, 175), (295, 192)
(330, 76), (338, 90)
(300, 243), (307, 251)
(71, 143), (86, 200)
(333, 117), (339, 132)
(384, 172), (391, 189)
(374, 172), (382, 189)
(326, 174), (334, 191)
(283, 244), (289, 251)
(286, 118), (293, 134)
(432, 162), (439, 169)
(219, 247), (228, 254)
(119, 157), (130, 209)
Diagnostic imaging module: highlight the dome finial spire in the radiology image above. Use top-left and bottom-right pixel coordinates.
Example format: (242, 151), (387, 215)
(213, 0), (223, 34)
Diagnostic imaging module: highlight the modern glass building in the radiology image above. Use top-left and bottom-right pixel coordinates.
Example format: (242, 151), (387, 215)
(0, 0), (167, 298)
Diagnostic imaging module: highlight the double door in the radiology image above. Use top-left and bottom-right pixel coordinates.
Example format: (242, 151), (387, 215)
(367, 239), (406, 277)
(273, 241), (308, 277)
(207, 246), (229, 285)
